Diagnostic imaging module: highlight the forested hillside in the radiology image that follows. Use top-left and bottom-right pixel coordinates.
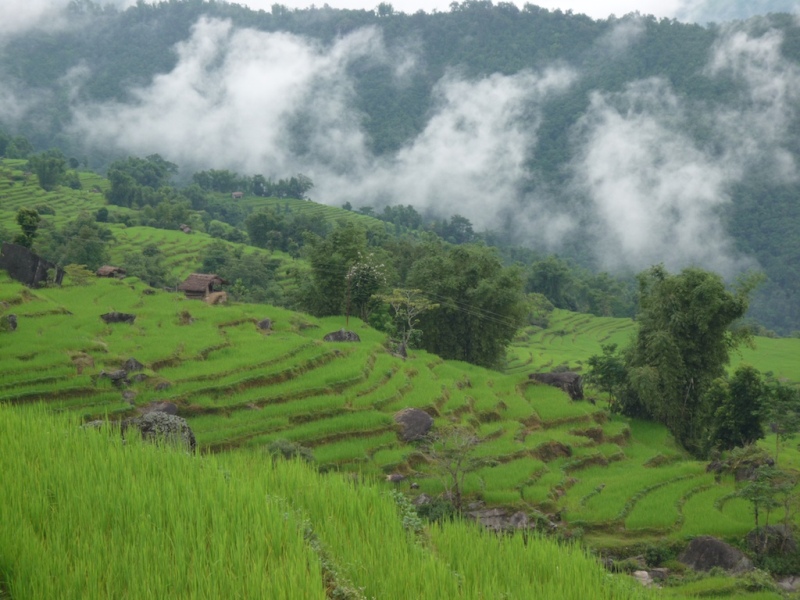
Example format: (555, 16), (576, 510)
(2, 1), (800, 332)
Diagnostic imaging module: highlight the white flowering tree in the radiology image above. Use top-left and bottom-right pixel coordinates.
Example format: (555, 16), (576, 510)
(346, 253), (387, 323)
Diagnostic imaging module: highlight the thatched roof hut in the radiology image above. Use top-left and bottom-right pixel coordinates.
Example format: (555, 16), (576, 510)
(96, 265), (126, 278)
(177, 273), (227, 299)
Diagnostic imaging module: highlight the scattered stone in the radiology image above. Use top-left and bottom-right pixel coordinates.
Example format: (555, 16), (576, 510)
(678, 536), (754, 574)
(130, 373), (149, 383)
(154, 381), (172, 392)
(122, 390), (137, 404)
(323, 328), (361, 342)
(413, 493), (432, 507)
(121, 412), (196, 453)
(777, 576), (800, 593)
(410, 482), (420, 490)
(257, 318), (273, 331)
(394, 408), (433, 442)
(0, 314), (17, 332)
(529, 371), (584, 400)
(99, 369), (129, 387)
(124, 357), (145, 372)
(385, 473), (406, 483)
(142, 288), (156, 295)
(633, 571), (654, 587)
(100, 312), (136, 324)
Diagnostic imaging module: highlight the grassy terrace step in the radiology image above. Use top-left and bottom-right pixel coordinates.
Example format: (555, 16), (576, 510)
(3, 272), (800, 573)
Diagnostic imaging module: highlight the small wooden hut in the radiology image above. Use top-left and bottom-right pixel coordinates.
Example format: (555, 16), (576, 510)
(96, 265), (126, 278)
(177, 273), (227, 300)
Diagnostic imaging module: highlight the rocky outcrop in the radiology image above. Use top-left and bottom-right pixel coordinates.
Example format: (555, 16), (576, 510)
(678, 536), (753, 574)
(98, 369), (129, 387)
(529, 371), (584, 400)
(746, 525), (797, 555)
(122, 412), (196, 453)
(123, 357), (145, 372)
(0, 314), (16, 332)
(100, 312), (136, 324)
(323, 329), (360, 342)
(467, 508), (536, 532)
(257, 318), (272, 331)
(394, 408), (433, 442)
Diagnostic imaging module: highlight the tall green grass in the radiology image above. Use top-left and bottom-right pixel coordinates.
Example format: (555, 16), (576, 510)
(0, 404), (654, 600)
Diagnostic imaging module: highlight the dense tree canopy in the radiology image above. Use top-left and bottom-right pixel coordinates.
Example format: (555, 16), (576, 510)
(616, 265), (755, 455)
(407, 243), (526, 368)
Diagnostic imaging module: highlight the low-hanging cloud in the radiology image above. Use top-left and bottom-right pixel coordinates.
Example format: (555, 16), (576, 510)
(72, 17), (577, 234)
(708, 26), (800, 180)
(570, 23), (800, 275)
(67, 14), (800, 278)
(570, 79), (745, 275)
(73, 17), (380, 175)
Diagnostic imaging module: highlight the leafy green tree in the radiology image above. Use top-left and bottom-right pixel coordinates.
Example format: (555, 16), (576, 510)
(245, 209), (285, 250)
(527, 256), (575, 309)
(191, 169), (244, 193)
(706, 366), (767, 452)
(763, 381), (800, 466)
(585, 343), (627, 408)
(735, 464), (794, 555)
(408, 244), (525, 368)
(620, 265), (755, 455)
(379, 288), (439, 356)
(422, 426), (483, 512)
(303, 223), (368, 317)
(14, 208), (40, 248)
(28, 151), (66, 191)
(45, 213), (113, 270)
(123, 243), (168, 288)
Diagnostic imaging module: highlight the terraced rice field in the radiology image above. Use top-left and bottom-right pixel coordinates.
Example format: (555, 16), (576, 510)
(506, 309), (636, 376)
(3, 274), (798, 563)
(507, 308), (800, 385)
(239, 195), (386, 229)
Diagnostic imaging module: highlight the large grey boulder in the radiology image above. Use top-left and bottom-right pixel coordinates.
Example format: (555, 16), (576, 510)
(323, 329), (360, 342)
(678, 536), (754, 574)
(529, 371), (584, 400)
(394, 408), (433, 442)
(101, 312), (136, 324)
(122, 412), (196, 453)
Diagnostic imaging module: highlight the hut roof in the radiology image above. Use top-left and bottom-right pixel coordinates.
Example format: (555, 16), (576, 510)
(178, 273), (227, 292)
(96, 265), (126, 277)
